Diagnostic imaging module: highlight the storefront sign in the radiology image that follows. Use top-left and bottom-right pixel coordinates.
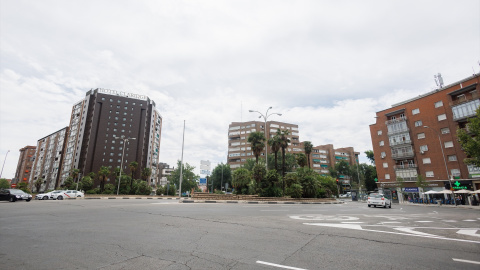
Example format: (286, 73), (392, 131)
(404, 187), (419, 192)
(453, 181), (468, 190)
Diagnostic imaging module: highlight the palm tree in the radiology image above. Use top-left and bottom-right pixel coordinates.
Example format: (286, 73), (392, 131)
(129, 161), (138, 192)
(98, 166), (111, 193)
(277, 129), (290, 196)
(247, 131), (266, 164)
(277, 129), (291, 177)
(142, 167), (152, 184)
(303, 141), (313, 168)
(71, 168), (80, 190)
(268, 134), (281, 170)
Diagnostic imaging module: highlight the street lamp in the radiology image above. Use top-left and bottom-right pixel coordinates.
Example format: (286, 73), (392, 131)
(249, 107), (282, 171)
(0, 150), (10, 179)
(423, 126), (456, 205)
(114, 135), (136, 195)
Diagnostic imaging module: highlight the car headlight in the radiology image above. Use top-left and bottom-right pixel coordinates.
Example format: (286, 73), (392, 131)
(16, 195), (21, 198)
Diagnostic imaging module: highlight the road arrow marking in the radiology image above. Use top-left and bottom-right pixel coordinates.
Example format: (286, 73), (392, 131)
(457, 230), (480, 237)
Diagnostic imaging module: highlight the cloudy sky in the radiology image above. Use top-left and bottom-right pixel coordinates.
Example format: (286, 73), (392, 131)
(1, 0), (479, 179)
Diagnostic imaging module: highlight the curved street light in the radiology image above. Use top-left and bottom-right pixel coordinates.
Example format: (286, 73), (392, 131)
(114, 135), (136, 195)
(423, 126), (456, 206)
(0, 150), (10, 179)
(249, 107), (282, 171)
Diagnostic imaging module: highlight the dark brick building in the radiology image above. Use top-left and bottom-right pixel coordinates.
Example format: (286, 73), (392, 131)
(14, 146), (36, 185)
(58, 89), (162, 188)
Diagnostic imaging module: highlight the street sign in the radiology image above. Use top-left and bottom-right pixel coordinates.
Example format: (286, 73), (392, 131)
(11, 184), (17, 188)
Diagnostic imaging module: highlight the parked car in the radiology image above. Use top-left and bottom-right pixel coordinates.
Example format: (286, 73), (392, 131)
(0, 189), (32, 202)
(367, 193), (391, 208)
(51, 190), (85, 200)
(35, 190), (64, 200)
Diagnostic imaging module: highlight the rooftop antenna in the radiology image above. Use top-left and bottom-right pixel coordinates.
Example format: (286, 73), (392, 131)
(434, 73), (444, 88)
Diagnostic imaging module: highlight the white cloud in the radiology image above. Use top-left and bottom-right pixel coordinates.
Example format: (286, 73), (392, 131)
(0, 0), (479, 178)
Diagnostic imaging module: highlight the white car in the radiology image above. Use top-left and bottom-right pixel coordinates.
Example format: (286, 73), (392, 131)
(51, 190), (84, 200)
(367, 193), (391, 208)
(35, 190), (64, 200)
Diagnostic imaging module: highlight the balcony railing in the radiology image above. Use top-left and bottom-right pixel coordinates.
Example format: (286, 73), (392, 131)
(391, 151), (415, 159)
(394, 164), (418, 170)
(385, 116), (407, 125)
(389, 139), (412, 147)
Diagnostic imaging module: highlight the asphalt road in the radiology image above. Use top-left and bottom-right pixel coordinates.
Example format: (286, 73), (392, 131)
(1, 199), (479, 270)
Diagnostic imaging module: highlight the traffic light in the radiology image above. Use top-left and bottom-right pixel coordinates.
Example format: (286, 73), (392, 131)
(374, 178), (378, 182)
(336, 179), (339, 184)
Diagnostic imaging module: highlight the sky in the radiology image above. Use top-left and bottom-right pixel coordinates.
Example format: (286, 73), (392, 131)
(1, 0), (479, 179)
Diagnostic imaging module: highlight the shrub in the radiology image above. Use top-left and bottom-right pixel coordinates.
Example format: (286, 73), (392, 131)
(156, 186), (164, 195)
(135, 181), (152, 195)
(287, 184), (303, 198)
(103, 184), (116, 194)
(87, 188), (99, 194)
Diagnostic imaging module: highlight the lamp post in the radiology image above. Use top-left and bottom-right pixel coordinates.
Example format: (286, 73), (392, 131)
(114, 135), (136, 195)
(423, 126), (456, 205)
(0, 150), (10, 179)
(248, 107), (282, 171)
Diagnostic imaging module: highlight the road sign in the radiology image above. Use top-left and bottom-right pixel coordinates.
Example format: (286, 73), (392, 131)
(11, 184), (17, 188)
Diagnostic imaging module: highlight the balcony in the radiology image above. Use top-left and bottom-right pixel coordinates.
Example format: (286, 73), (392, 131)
(450, 91), (478, 106)
(394, 164), (417, 170)
(391, 151), (414, 160)
(452, 99), (480, 121)
(385, 116), (407, 125)
(389, 139), (412, 147)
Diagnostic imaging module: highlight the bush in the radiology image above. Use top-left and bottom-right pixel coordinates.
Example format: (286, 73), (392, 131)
(103, 184), (116, 194)
(156, 186), (164, 195)
(135, 180), (152, 195)
(287, 184), (303, 198)
(260, 186), (283, 197)
(87, 188), (100, 194)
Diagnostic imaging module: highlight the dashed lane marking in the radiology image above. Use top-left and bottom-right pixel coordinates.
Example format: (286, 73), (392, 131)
(256, 261), (308, 270)
(452, 258), (480, 265)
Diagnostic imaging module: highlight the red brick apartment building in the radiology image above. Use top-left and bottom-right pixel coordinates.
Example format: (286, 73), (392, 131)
(370, 73), (480, 196)
(13, 146), (36, 185)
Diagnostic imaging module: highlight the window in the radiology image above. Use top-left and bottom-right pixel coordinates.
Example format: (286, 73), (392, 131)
(417, 133), (425, 139)
(415, 120), (423, 127)
(448, 155), (457, 161)
(437, 114), (447, 121)
(434, 101), (443, 108)
(385, 174), (390, 180)
(451, 169), (460, 177)
(383, 162), (388, 168)
(412, 108), (420, 115)
(441, 128), (450, 134)
(379, 141), (384, 146)
(380, 152), (386, 158)
(422, 158), (431, 164)
(426, 171), (434, 177)
(444, 141), (454, 148)
(102, 97), (105, 101)
(377, 130), (382, 135)
(420, 145), (428, 152)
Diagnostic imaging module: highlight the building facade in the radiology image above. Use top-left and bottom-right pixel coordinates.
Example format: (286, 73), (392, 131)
(29, 127), (69, 191)
(227, 121), (300, 169)
(13, 146), (36, 185)
(157, 162), (174, 187)
(58, 88), (162, 188)
(307, 144), (360, 177)
(369, 73), (480, 195)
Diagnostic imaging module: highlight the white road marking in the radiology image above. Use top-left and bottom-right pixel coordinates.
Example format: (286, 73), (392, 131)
(256, 261), (308, 270)
(394, 227), (437, 237)
(382, 222), (402, 224)
(415, 221), (434, 223)
(341, 222), (364, 224)
(304, 223), (480, 244)
(463, 220), (477, 222)
(457, 230), (480, 237)
(452, 258), (480, 265)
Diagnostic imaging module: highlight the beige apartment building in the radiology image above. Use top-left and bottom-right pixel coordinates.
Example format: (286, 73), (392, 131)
(227, 121), (300, 168)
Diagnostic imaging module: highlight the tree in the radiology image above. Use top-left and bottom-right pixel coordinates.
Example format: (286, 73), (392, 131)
(457, 107), (480, 167)
(80, 176), (94, 192)
(303, 141), (313, 168)
(365, 150), (375, 164)
(129, 161), (138, 192)
(232, 168), (251, 194)
(295, 153), (308, 168)
(167, 161), (199, 194)
(142, 167), (152, 182)
(0, 178), (10, 189)
(268, 134), (281, 170)
(34, 177), (43, 192)
(17, 182), (31, 193)
(248, 131), (266, 164)
(210, 163), (232, 191)
(277, 129), (291, 177)
(71, 168), (80, 190)
(98, 166), (111, 193)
